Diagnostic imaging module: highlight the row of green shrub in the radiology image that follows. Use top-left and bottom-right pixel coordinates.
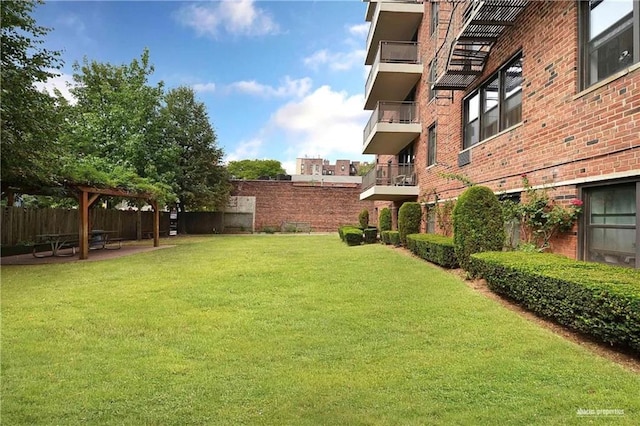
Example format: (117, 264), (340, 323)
(338, 225), (378, 246)
(406, 234), (459, 269)
(468, 251), (640, 352)
(380, 231), (400, 246)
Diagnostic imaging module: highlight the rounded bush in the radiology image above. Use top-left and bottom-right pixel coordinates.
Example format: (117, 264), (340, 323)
(359, 209), (370, 229)
(344, 228), (363, 246)
(398, 202), (422, 246)
(453, 186), (505, 270)
(363, 227), (377, 244)
(379, 207), (392, 232)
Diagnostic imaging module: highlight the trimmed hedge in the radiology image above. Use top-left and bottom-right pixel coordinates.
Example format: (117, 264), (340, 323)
(359, 209), (370, 229)
(406, 234), (459, 269)
(338, 225), (360, 241)
(380, 230), (390, 245)
(468, 251), (640, 352)
(363, 227), (378, 244)
(453, 185), (504, 270)
(388, 231), (400, 247)
(343, 228), (364, 246)
(379, 208), (392, 232)
(398, 202), (422, 246)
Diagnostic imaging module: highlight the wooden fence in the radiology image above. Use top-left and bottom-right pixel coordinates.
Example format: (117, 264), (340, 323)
(0, 206), (171, 246)
(0, 207), (250, 248)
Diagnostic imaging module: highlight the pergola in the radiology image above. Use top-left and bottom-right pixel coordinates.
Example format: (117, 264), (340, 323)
(2, 182), (161, 260)
(74, 185), (160, 259)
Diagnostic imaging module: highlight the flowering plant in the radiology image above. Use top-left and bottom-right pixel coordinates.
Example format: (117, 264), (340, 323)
(514, 175), (583, 251)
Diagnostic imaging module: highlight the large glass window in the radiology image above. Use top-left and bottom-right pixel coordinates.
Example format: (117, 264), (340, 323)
(431, 1), (439, 36)
(428, 59), (437, 101)
(427, 124), (436, 166)
(583, 182), (638, 268)
(427, 207), (436, 233)
(581, 0), (639, 87)
(502, 56), (523, 128)
(463, 54), (522, 149)
(464, 92), (480, 148)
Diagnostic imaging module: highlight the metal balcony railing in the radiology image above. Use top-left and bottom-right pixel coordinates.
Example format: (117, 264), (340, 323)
(433, 0), (529, 90)
(363, 101), (420, 146)
(362, 163), (416, 191)
(366, 41), (421, 95)
(366, 1), (425, 48)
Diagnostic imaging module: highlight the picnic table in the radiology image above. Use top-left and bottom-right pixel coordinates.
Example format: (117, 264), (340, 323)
(34, 233), (79, 258)
(33, 230), (121, 257)
(90, 230), (121, 250)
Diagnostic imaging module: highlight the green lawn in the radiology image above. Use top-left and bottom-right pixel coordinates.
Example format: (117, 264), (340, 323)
(2, 235), (638, 425)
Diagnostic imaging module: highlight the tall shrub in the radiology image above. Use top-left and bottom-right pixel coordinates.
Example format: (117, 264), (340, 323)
(358, 209), (369, 229)
(398, 202), (422, 246)
(379, 207), (392, 232)
(453, 186), (504, 270)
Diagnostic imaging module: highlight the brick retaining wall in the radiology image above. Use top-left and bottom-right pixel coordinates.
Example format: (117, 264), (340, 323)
(231, 180), (376, 232)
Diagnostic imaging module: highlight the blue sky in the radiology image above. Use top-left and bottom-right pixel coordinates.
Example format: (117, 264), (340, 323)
(34, 0), (372, 174)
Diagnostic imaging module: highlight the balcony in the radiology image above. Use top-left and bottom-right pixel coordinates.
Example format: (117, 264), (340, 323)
(433, 0), (529, 90)
(365, 41), (423, 110)
(363, 101), (421, 155)
(365, 0), (424, 66)
(360, 163), (419, 201)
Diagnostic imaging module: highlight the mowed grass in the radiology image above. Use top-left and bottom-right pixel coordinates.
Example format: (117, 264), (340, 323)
(1, 235), (639, 425)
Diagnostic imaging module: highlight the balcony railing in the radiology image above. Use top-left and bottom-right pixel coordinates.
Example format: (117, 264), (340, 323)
(366, 0), (425, 49)
(362, 163), (416, 191)
(433, 0), (529, 90)
(363, 101), (420, 146)
(366, 41), (421, 94)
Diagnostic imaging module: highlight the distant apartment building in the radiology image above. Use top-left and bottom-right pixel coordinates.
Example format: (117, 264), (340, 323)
(360, 0), (639, 268)
(295, 157), (369, 176)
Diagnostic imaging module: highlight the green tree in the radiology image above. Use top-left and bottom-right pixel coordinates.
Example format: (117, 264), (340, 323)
(162, 86), (230, 211)
(1, 0), (64, 185)
(227, 159), (286, 180)
(357, 162), (375, 176)
(60, 49), (175, 186)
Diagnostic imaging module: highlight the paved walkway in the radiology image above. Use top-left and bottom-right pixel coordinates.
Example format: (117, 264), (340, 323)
(1, 244), (174, 266)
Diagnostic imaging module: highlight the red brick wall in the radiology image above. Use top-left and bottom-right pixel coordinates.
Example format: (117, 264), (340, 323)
(391, 0), (640, 260)
(231, 180), (376, 232)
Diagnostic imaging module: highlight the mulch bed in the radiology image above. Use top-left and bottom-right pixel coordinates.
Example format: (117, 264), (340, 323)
(1, 244), (174, 266)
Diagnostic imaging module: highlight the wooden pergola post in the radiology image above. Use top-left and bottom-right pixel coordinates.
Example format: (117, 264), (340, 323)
(151, 200), (160, 248)
(75, 185), (158, 259)
(78, 188), (100, 260)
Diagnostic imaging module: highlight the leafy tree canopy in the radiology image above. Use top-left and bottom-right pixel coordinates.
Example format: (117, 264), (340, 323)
(162, 86), (230, 211)
(1, 0), (63, 184)
(227, 159), (286, 180)
(2, 3), (229, 209)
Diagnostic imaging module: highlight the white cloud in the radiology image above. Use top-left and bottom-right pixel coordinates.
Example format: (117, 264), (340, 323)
(193, 82), (216, 94)
(175, 0), (279, 38)
(348, 23), (369, 38)
(34, 71), (77, 104)
(228, 76), (312, 98)
(281, 160), (297, 175)
(56, 14), (93, 45)
(271, 85), (369, 160)
(225, 138), (264, 162)
(303, 48), (366, 71)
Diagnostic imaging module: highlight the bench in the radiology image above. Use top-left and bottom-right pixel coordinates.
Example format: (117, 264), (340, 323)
(105, 237), (123, 250)
(142, 230), (169, 239)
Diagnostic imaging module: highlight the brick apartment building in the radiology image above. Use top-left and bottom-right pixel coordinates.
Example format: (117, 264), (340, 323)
(296, 157), (368, 176)
(360, 0), (639, 268)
